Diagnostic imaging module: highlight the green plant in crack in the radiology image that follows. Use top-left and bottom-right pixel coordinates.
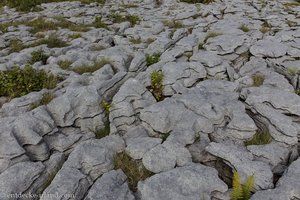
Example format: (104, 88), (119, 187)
(244, 130), (272, 146)
(239, 24), (250, 32)
(199, 31), (223, 49)
(114, 152), (153, 192)
(231, 171), (255, 200)
(30, 91), (55, 110)
(101, 100), (112, 115)
(94, 122), (110, 139)
(252, 74), (265, 87)
(146, 53), (160, 66)
(150, 70), (164, 101)
(180, 0), (214, 4)
(287, 67), (299, 76)
(72, 59), (111, 74)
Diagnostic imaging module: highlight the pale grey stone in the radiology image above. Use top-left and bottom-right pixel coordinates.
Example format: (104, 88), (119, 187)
(85, 170), (135, 200)
(138, 164), (228, 200)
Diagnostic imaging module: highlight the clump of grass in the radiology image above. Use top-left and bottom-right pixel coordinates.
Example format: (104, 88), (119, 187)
(146, 53), (160, 66)
(114, 152), (153, 191)
(101, 100), (112, 114)
(69, 33), (81, 39)
(93, 17), (108, 29)
(94, 122), (110, 139)
(231, 171), (255, 200)
(120, 3), (139, 8)
(9, 39), (26, 53)
(239, 24), (250, 32)
(162, 20), (183, 29)
(72, 59), (111, 74)
(146, 38), (156, 44)
(0, 66), (61, 98)
(129, 37), (142, 44)
(109, 13), (140, 26)
(295, 90), (300, 96)
(58, 60), (73, 70)
(199, 32), (223, 49)
(245, 131), (272, 146)
(252, 74), (265, 87)
(30, 91), (55, 110)
(180, 0), (214, 4)
(29, 49), (49, 65)
(259, 21), (271, 33)
(150, 70), (164, 101)
(37, 35), (69, 48)
(287, 67), (299, 76)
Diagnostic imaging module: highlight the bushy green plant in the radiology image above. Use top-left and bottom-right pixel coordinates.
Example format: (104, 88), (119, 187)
(146, 53), (160, 66)
(93, 17), (108, 29)
(114, 152), (153, 191)
(29, 49), (49, 65)
(239, 24), (250, 32)
(9, 39), (25, 53)
(109, 13), (140, 26)
(150, 70), (164, 101)
(231, 171), (254, 200)
(0, 66), (61, 98)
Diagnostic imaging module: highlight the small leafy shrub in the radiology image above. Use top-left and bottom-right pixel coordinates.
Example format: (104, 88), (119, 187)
(245, 131), (272, 146)
(146, 53), (160, 66)
(150, 70), (164, 101)
(72, 59), (110, 74)
(180, 0), (214, 4)
(252, 74), (265, 87)
(231, 171), (254, 200)
(30, 91), (55, 110)
(94, 122), (110, 139)
(58, 60), (73, 70)
(0, 66), (61, 98)
(114, 152), (153, 191)
(29, 49), (49, 65)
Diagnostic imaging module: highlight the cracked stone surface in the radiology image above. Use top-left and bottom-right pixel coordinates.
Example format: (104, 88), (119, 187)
(0, 0), (299, 199)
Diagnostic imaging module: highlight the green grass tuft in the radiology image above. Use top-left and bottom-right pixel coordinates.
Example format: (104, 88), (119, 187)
(245, 131), (272, 146)
(114, 152), (153, 192)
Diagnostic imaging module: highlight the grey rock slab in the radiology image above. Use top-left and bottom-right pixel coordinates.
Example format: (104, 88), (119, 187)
(142, 141), (192, 173)
(250, 39), (288, 58)
(206, 142), (274, 190)
(205, 34), (247, 55)
(241, 86), (300, 116)
(247, 143), (290, 171)
(41, 135), (125, 200)
(0, 162), (45, 198)
(125, 137), (162, 160)
(47, 85), (102, 127)
(85, 170), (135, 200)
(251, 158), (300, 200)
(138, 163), (228, 200)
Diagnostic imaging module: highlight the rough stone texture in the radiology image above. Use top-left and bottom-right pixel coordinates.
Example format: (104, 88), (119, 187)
(138, 164), (228, 200)
(85, 170), (135, 200)
(0, 0), (299, 199)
